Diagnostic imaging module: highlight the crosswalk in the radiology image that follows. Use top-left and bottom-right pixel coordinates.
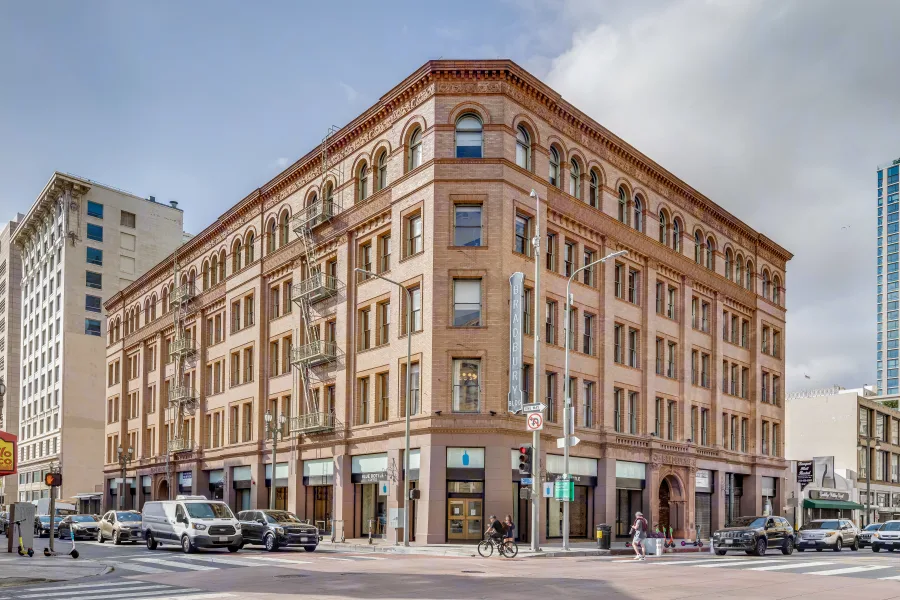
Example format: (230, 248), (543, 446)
(620, 555), (900, 580)
(0, 579), (235, 600)
(106, 551), (386, 576)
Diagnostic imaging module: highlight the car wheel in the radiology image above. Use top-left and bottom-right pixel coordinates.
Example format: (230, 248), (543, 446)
(114, 531), (122, 545)
(797, 547), (805, 552)
(264, 533), (279, 552)
(754, 538), (767, 557)
(816, 548), (823, 552)
(146, 532), (158, 550)
(715, 549), (727, 556)
(852, 537), (859, 551)
(781, 538), (794, 555)
(304, 546), (317, 552)
(181, 535), (195, 554)
(97, 530), (105, 543)
(890, 547), (896, 553)
(227, 545), (241, 553)
(873, 544), (881, 552)
(834, 538), (842, 552)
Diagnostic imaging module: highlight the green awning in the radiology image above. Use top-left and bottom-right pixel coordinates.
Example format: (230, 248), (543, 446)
(803, 498), (864, 510)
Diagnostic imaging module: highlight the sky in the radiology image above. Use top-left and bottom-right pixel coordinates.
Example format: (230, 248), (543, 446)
(1, 0), (897, 394)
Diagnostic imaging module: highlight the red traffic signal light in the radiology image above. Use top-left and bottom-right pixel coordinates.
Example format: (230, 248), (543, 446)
(45, 472), (62, 487)
(518, 446), (532, 475)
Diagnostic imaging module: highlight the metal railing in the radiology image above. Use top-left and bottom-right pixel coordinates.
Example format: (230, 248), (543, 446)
(171, 283), (196, 307)
(290, 411), (339, 435)
(291, 340), (339, 367)
(168, 385), (197, 403)
(292, 273), (339, 304)
(167, 437), (192, 453)
(169, 336), (197, 359)
(292, 200), (340, 234)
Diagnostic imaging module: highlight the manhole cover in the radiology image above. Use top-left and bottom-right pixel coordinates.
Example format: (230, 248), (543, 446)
(461, 570), (484, 574)
(275, 574), (309, 579)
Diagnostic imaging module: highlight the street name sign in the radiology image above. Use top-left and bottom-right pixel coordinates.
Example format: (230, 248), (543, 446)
(523, 402), (547, 413)
(556, 435), (581, 449)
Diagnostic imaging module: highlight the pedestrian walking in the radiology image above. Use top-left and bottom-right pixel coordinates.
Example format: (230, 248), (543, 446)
(503, 515), (516, 544)
(629, 511), (648, 560)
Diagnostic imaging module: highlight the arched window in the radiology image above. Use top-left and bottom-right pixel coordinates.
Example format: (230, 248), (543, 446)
(745, 261), (754, 290)
(210, 255), (218, 286)
(516, 125), (531, 170)
(735, 255), (744, 285)
(150, 294), (157, 321)
(324, 182), (333, 205)
(358, 162), (369, 203)
(633, 196), (643, 232)
(762, 270), (771, 299)
(773, 275), (782, 305)
(569, 159), (580, 198)
(618, 187), (628, 224)
(724, 249), (733, 280)
(672, 218), (681, 252)
(549, 147), (560, 187)
(202, 261), (210, 290)
(705, 237), (715, 270)
(188, 269), (196, 290)
(161, 287), (169, 315)
(658, 211), (668, 245)
(266, 218), (276, 254)
(694, 231), (702, 264)
(408, 129), (422, 171)
(589, 170), (599, 208)
(245, 231), (255, 264)
(144, 299), (151, 324)
(279, 211), (290, 247)
(232, 239), (243, 273)
(455, 114), (482, 158)
(377, 150), (388, 190)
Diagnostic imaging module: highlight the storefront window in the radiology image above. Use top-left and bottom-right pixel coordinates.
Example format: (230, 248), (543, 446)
(452, 359), (481, 412)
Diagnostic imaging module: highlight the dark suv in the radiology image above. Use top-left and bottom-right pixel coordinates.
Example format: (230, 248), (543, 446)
(712, 516), (795, 556)
(237, 510), (319, 552)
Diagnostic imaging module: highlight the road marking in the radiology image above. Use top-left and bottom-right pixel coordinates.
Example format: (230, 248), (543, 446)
(694, 559), (787, 568)
(347, 555), (386, 560)
(319, 556), (353, 561)
(177, 554), (309, 568)
(110, 562), (173, 574)
(130, 595), (235, 600)
(16, 581), (146, 592)
(17, 586), (186, 599)
(133, 557), (218, 570)
(807, 565), (893, 576)
(227, 555), (312, 565)
(648, 557), (749, 565)
(747, 561), (834, 571)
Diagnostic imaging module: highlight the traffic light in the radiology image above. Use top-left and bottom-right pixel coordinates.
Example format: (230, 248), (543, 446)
(44, 472), (62, 487)
(517, 446), (532, 476)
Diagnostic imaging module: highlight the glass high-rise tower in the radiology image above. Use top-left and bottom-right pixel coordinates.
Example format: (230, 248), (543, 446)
(878, 158), (900, 394)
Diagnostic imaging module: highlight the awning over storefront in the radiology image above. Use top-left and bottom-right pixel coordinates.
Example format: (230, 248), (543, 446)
(803, 498), (864, 510)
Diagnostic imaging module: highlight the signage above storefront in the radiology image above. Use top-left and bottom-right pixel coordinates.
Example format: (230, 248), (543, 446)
(809, 489), (850, 502)
(797, 461), (813, 490)
(0, 431), (17, 477)
(695, 470), (712, 493)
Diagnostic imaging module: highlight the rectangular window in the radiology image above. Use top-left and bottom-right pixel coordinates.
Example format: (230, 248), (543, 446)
(762, 326), (770, 354)
(773, 330), (781, 358)
(406, 286), (422, 333)
(455, 205), (482, 247)
(730, 314), (739, 345)
(701, 301), (710, 332)
(701, 408), (709, 446)
(583, 250), (595, 286)
(453, 279), (482, 326)
(377, 301), (391, 345)
(656, 337), (664, 375)
(691, 297), (698, 328)
(87, 201), (104, 218)
(546, 372), (557, 423)
(583, 381), (594, 428)
(701, 353), (710, 388)
(614, 263), (624, 298)
(564, 242), (574, 277)
(691, 406), (698, 443)
(667, 401), (677, 441)
(524, 288), (533, 335)
(86, 247), (103, 266)
(546, 233), (556, 271)
(582, 313), (594, 355)
(358, 308), (371, 350)
(357, 377), (370, 425)
(376, 372), (390, 422)
(85, 294), (102, 313)
(358, 243), (373, 282)
(627, 328), (639, 368)
(627, 268), (640, 304)
(656, 281), (665, 315)
(614, 324), (623, 364)
(741, 320), (749, 348)
(546, 300), (557, 345)
(667, 341), (676, 378)
(667, 287), (676, 319)
(406, 214), (423, 256)
(85, 318), (101, 336)
(86, 223), (103, 242)
(378, 234), (391, 273)
(627, 391), (638, 434)
(654, 397), (663, 436)
(452, 358), (481, 413)
(614, 388), (624, 433)
(741, 418), (748, 452)
(86, 271), (102, 289)
(120, 210), (136, 228)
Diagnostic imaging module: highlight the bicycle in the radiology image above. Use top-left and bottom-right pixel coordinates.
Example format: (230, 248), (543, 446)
(478, 533), (518, 558)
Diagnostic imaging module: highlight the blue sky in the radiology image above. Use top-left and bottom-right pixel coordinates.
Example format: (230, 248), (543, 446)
(2, 0), (899, 393)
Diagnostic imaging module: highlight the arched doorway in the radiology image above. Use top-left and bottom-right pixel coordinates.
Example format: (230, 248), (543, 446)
(659, 479), (672, 531)
(157, 479), (169, 501)
(658, 474), (685, 536)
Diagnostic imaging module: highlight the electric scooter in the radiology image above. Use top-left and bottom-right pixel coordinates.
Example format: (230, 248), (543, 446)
(681, 524), (704, 547)
(43, 526), (79, 559)
(14, 519), (34, 557)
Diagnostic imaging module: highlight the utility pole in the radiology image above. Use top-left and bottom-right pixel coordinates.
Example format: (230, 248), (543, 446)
(529, 189), (541, 552)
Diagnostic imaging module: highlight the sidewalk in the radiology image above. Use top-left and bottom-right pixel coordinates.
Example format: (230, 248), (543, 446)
(319, 537), (708, 558)
(0, 554), (111, 587)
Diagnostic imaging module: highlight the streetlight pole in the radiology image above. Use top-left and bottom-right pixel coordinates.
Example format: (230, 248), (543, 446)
(562, 249), (627, 551)
(117, 445), (133, 511)
(528, 190), (542, 552)
(355, 267), (413, 547)
(265, 410), (286, 510)
(859, 433), (882, 526)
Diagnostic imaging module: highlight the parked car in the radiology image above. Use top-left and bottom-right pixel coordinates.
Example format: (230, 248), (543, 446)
(142, 496), (242, 553)
(796, 519), (858, 552)
(33, 515), (63, 538)
(872, 520), (900, 552)
(238, 510), (320, 552)
(712, 515), (795, 556)
(57, 514), (100, 540)
(97, 510), (143, 544)
(859, 523), (882, 548)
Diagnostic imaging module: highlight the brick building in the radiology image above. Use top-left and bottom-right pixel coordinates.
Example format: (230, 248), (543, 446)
(102, 60), (791, 544)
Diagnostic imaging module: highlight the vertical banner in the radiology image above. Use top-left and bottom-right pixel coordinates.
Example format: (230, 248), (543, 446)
(508, 272), (525, 414)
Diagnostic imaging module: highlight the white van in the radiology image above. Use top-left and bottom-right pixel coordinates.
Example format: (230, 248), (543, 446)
(142, 496), (242, 553)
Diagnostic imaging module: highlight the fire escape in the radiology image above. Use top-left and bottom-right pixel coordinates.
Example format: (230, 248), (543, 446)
(167, 260), (198, 460)
(290, 126), (344, 435)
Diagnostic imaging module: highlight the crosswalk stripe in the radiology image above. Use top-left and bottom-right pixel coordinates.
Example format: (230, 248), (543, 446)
(17, 581), (147, 593)
(649, 557), (749, 566)
(18, 587), (199, 600)
(227, 555), (312, 565)
(747, 561), (833, 571)
(110, 562), (172, 574)
(319, 556), (353, 561)
(133, 557), (218, 570)
(694, 559), (787, 568)
(806, 565), (893, 576)
(348, 555), (385, 560)
(176, 554), (308, 568)
(128, 594), (234, 600)
(878, 574), (900, 580)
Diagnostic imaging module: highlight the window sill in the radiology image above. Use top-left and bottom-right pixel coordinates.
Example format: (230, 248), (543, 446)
(229, 380), (254, 390)
(450, 325), (486, 330)
(400, 251), (425, 264)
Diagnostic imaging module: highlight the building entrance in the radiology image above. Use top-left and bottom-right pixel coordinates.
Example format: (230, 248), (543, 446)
(447, 498), (483, 541)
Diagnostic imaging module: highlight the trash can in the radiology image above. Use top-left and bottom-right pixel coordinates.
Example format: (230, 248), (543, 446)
(596, 524), (612, 549)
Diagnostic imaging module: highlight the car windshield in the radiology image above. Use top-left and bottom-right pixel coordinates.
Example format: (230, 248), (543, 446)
(727, 517), (767, 528)
(71, 515), (97, 523)
(116, 512), (141, 521)
(185, 502), (234, 520)
(865, 523), (882, 531)
(264, 511), (303, 524)
(883, 521), (900, 531)
(38, 516), (62, 523)
(801, 520), (841, 530)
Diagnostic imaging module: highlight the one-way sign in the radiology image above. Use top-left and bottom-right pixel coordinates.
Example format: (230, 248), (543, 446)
(523, 402), (547, 413)
(556, 435), (581, 449)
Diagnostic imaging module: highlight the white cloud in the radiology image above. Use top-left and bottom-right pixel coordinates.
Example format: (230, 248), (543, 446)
(532, 0), (900, 393)
(270, 157), (290, 170)
(338, 81), (358, 103)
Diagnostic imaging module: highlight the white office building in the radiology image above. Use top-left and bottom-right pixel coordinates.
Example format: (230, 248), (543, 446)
(0, 213), (25, 507)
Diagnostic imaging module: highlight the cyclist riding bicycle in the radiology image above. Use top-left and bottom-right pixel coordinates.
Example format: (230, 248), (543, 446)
(485, 515), (505, 544)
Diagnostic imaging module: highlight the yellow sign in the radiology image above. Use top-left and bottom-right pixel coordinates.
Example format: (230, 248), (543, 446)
(0, 432), (18, 476)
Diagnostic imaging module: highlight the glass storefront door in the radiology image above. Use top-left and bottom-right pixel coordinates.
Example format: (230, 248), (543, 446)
(448, 498), (483, 541)
(547, 486), (589, 537)
(616, 488), (643, 537)
(359, 483), (387, 538)
(311, 486), (333, 533)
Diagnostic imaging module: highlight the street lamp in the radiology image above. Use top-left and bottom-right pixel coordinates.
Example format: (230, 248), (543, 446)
(562, 248), (628, 551)
(264, 409), (287, 510)
(858, 433), (883, 526)
(116, 444), (134, 510)
(355, 267), (413, 547)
